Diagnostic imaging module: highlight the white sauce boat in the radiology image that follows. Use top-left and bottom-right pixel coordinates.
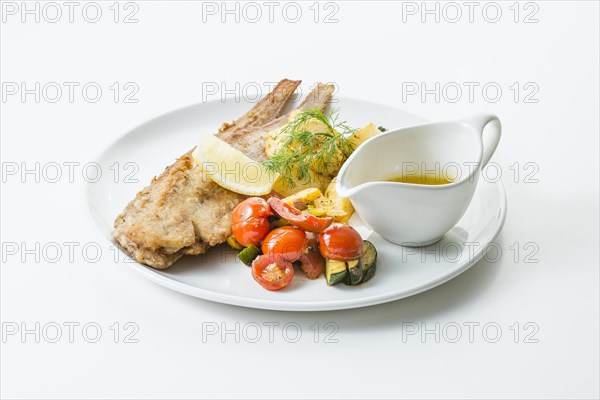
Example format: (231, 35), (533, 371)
(337, 114), (502, 246)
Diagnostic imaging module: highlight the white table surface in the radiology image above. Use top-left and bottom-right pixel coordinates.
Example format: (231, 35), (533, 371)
(1, 1), (598, 399)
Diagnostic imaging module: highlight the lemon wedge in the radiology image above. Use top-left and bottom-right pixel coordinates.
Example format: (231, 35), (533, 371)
(192, 135), (279, 195)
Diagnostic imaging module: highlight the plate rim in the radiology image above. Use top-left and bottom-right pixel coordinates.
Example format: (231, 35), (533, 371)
(86, 96), (507, 311)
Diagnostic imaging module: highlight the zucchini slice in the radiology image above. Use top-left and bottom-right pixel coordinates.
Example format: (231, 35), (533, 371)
(268, 215), (289, 230)
(360, 241), (377, 283)
(345, 258), (363, 285)
(325, 241), (378, 286)
(237, 245), (260, 266)
(325, 259), (347, 286)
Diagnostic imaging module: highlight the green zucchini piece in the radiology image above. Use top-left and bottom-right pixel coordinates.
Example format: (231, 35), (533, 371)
(325, 259), (347, 286)
(237, 245), (260, 266)
(268, 215), (289, 230)
(345, 258), (363, 285)
(360, 241), (377, 283)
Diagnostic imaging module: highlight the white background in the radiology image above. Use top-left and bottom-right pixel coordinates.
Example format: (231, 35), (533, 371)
(1, 1), (599, 399)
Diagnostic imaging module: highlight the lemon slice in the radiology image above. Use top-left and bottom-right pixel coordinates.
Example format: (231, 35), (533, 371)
(192, 135), (279, 195)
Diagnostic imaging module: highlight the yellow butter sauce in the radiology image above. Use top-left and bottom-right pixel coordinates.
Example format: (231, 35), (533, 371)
(385, 174), (453, 185)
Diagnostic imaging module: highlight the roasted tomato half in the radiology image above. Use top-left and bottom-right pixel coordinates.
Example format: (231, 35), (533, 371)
(318, 223), (363, 261)
(251, 255), (294, 291)
(298, 250), (325, 279)
(268, 197), (333, 232)
(261, 226), (308, 262)
(232, 197), (271, 246)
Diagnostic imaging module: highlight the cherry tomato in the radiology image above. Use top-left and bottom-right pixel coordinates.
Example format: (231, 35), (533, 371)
(251, 255), (294, 291)
(298, 251), (325, 279)
(318, 223), (363, 261)
(268, 197), (333, 233)
(232, 197), (271, 246)
(261, 226), (308, 262)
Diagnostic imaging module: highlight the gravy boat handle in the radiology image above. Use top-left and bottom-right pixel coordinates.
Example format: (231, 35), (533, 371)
(463, 113), (502, 167)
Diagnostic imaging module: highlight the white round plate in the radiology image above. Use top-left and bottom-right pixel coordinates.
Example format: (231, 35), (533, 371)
(87, 96), (507, 311)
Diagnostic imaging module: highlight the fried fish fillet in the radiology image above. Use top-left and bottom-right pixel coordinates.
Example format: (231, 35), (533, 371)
(114, 80), (334, 268)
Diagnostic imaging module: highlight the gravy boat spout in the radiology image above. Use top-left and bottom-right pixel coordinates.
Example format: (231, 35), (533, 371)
(337, 113), (502, 246)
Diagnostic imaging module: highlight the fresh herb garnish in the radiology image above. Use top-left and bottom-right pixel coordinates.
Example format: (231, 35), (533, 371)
(378, 126), (388, 132)
(263, 108), (356, 187)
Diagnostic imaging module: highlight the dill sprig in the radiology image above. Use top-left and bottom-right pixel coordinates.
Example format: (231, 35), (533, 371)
(263, 108), (356, 187)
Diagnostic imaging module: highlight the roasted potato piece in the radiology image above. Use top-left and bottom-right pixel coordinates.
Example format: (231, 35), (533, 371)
(283, 188), (324, 206)
(349, 123), (381, 147)
(273, 169), (331, 197)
